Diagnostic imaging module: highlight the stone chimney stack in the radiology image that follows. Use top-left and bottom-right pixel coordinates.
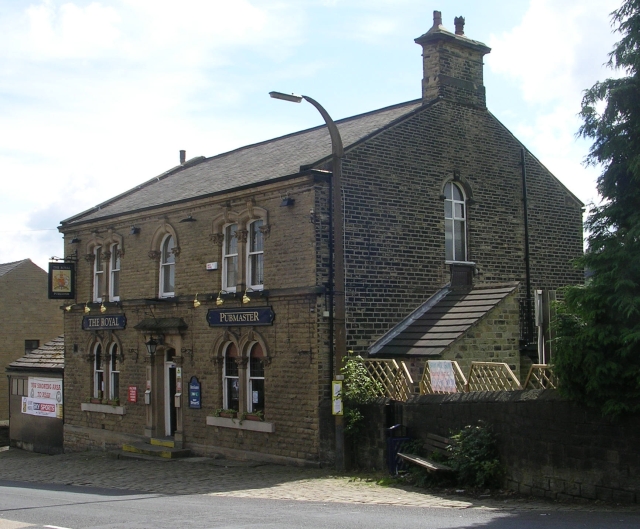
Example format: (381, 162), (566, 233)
(414, 11), (491, 107)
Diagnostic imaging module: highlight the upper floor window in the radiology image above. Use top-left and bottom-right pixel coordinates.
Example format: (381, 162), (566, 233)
(444, 182), (467, 262)
(247, 220), (264, 290)
(160, 234), (175, 297)
(93, 246), (104, 302)
(222, 224), (238, 292)
(110, 243), (121, 301)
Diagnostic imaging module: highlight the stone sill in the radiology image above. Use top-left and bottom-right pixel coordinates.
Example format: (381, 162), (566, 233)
(206, 416), (275, 433)
(81, 402), (126, 415)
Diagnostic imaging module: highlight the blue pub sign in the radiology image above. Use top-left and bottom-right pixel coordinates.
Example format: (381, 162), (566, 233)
(206, 307), (275, 327)
(189, 377), (201, 409)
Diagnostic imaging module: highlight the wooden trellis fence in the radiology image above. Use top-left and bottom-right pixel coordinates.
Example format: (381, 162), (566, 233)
(466, 361), (523, 391)
(523, 364), (558, 389)
(361, 359), (414, 402)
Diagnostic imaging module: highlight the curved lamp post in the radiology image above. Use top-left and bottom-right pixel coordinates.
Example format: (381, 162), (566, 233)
(269, 92), (346, 471)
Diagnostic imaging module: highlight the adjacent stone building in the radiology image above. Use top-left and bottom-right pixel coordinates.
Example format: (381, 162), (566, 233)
(58, 12), (583, 465)
(0, 260), (63, 419)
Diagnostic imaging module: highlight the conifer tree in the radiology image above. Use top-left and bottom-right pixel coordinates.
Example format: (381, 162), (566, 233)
(553, 0), (640, 416)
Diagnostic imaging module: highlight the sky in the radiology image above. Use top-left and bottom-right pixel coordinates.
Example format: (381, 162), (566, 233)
(0, 0), (622, 271)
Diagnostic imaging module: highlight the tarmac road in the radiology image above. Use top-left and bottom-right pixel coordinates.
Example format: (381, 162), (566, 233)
(0, 447), (639, 528)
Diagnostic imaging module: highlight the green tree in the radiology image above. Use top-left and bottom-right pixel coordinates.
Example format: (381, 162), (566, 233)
(553, 0), (640, 416)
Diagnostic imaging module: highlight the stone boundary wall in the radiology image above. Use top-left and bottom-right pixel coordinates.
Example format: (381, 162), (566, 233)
(356, 391), (640, 503)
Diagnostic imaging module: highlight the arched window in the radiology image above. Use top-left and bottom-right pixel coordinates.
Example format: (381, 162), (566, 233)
(222, 224), (238, 292)
(247, 220), (264, 290)
(109, 343), (119, 401)
(93, 246), (104, 302)
(247, 343), (265, 413)
(444, 182), (467, 262)
(223, 343), (239, 411)
(160, 234), (175, 297)
(94, 343), (104, 399)
(110, 243), (121, 301)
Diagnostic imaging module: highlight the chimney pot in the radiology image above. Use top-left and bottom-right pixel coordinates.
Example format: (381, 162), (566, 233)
(432, 10), (442, 28)
(454, 16), (465, 35)
(180, 150), (186, 164)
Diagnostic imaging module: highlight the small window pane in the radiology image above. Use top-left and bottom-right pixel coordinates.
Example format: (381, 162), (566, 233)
(444, 201), (452, 218)
(454, 203), (465, 219)
(250, 220), (264, 252)
(445, 219), (454, 261)
(225, 225), (237, 255)
(452, 184), (463, 201)
(454, 220), (466, 261)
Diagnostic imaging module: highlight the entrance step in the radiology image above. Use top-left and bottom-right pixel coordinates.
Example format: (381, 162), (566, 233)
(122, 441), (191, 459)
(150, 437), (176, 448)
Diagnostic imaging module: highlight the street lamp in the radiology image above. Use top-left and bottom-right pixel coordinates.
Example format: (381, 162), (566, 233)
(270, 91), (347, 471)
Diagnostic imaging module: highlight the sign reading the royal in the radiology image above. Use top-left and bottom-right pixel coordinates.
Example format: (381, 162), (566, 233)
(22, 377), (63, 419)
(207, 307), (275, 327)
(82, 315), (127, 331)
(48, 262), (75, 299)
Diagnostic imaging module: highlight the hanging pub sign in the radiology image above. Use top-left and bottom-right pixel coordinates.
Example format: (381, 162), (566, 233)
(82, 315), (127, 331)
(189, 376), (201, 409)
(48, 262), (75, 299)
(207, 307), (275, 327)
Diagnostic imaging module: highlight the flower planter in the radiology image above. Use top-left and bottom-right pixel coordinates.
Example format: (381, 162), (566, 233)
(90, 398), (101, 404)
(244, 414), (264, 422)
(219, 412), (237, 419)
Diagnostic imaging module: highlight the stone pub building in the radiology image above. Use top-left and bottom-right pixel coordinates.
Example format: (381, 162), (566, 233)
(59, 12), (583, 465)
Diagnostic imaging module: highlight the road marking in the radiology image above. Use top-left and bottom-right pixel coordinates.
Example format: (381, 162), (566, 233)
(44, 526), (72, 529)
(0, 518), (33, 528)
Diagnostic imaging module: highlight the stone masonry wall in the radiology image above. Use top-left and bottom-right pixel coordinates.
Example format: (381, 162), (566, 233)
(357, 392), (640, 503)
(0, 260), (63, 419)
(340, 99), (583, 356)
(63, 178), (331, 463)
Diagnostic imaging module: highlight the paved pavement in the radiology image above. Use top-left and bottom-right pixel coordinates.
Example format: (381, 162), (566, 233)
(0, 446), (638, 513)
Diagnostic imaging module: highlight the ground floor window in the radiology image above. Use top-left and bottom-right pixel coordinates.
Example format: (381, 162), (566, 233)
(248, 343), (265, 414)
(223, 343), (239, 411)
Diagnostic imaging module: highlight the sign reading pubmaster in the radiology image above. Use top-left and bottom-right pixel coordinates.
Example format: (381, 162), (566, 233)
(207, 307), (275, 327)
(82, 315), (127, 330)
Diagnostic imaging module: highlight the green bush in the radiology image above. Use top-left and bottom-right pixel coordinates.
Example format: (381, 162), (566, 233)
(448, 422), (503, 488)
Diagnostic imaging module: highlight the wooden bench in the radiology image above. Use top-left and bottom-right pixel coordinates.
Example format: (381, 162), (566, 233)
(397, 433), (454, 474)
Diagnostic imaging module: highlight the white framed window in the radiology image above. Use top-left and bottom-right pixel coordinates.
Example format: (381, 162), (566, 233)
(110, 243), (121, 301)
(247, 343), (265, 414)
(444, 182), (467, 262)
(160, 234), (175, 297)
(93, 246), (104, 302)
(223, 343), (239, 411)
(109, 343), (120, 401)
(94, 343), (104, 399)
(222, 224), (238, 292)
(247, 220), (264, 290)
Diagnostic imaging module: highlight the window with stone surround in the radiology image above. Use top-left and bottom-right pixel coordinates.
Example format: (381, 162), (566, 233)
(109, 243), (121, 301)
(223, 343), (239, 411)
(444, 181), (467, 262)
(247, 342), (265, 413)
(160, 234), (176, 297)
(109, 343), (120, 401)
(247, 219), (264, 291)
(93, 343), (104, 399)
(222, 223), (238, 292)
(93, 246), (104, 302)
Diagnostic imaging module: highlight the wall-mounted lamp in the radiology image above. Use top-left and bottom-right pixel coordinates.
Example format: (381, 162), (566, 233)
(65, 304), (74, 312)
(84, 302), (91, 314)
(70, 237), (81, 244)
(280, 197), (295, 207)
(145, 337), (158, 355)
(242, 288), (254, 304)
(130, 226), (141, 235)
(100, 302), (107, 313)
(193, 293), (201, 308)
(216, 290), (226, 306)
(179, 215), (196, 223)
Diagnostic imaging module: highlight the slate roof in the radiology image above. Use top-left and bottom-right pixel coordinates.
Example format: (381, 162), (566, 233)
(7, 335), (64, 372)
(61, 99), (424, 227)
(0, 260), (28, 277)
(368, 283), (519, 357)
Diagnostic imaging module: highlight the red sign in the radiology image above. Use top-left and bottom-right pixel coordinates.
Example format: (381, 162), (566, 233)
(128, 386), (137, 403)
